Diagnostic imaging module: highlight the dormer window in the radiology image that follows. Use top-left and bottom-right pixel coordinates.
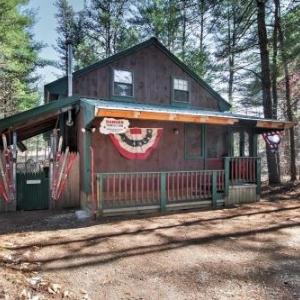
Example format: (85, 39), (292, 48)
(113, 69), (133, 97)
(173, 78), (189, 103)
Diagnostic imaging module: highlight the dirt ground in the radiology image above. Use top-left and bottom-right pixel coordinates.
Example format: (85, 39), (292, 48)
(0, 184), (299, 300)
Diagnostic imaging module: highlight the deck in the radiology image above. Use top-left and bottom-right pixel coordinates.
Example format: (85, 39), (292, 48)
(95, 157), (261, 216)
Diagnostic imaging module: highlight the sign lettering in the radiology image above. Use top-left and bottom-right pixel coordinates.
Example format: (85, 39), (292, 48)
(100, 118), (130, 135)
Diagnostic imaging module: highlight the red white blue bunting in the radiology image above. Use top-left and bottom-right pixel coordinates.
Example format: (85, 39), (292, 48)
(109, 127), (163, 160)
(262, 131), (282, 152)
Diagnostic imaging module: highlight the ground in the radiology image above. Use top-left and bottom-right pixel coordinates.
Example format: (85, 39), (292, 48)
(0, 184), (299, 300)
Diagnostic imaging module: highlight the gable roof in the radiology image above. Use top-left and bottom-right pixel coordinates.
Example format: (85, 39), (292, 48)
(45, 37), (231, 111)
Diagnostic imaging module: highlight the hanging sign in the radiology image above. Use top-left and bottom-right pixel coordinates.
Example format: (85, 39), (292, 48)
(100, 118), (130, 135)
(262, 131), (282, 152)
(110, 127), (163, 160)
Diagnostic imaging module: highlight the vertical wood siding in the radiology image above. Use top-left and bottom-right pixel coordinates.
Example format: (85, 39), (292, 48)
(73, 45), (220, 110)
(55, 154), (80, 209)
(91, 119), (228, 174)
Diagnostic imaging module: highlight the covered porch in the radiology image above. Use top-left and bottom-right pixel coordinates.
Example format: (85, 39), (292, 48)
(85, 99), (293, 216)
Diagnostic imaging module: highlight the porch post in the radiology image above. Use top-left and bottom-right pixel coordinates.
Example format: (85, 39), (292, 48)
(224, 157), (230, 197)
(256, 157), (261, 196)
(12, 131), (17, 210)
(49, 132), (54, 209)
(212, 171), (217, 209)
(227, 128), (234, 157)
(239, 131), (245, 157)
(82, 103), (95, 194)
(96, 174), (103, 216)
(160, 172), (167, 212)
(250, 133), (258, 157)
(202, 125), (207, 170)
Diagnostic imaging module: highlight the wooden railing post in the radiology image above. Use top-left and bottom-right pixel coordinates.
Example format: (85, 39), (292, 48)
(212, 171), (217, 209)
(256, 158), (261, 196)
(160, 172), (167, 212)
(97, 174), (103, 216)
(224, 157), (230, 197)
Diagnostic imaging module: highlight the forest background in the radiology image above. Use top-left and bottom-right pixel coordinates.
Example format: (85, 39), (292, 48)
(0, 0), (299, 183)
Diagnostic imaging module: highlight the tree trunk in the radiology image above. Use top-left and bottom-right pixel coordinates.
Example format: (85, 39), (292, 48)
(181, 1), (187, 59)
(199, 0), (204, 52)
(271, 0), (281, 177)
(227, 5), (237, 106)
(271, 1), (279, 119)
(275, 0), (297, 181)
(256, 0), (281, 184)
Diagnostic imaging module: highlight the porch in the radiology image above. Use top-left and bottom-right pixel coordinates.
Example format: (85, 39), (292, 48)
(96, 156), (261, 216)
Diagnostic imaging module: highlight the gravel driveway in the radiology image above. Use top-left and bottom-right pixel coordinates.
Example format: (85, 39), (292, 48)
(0, 193), (299, 299)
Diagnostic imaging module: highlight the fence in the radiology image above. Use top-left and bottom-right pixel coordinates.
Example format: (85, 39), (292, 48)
(96, 169), (225, 212)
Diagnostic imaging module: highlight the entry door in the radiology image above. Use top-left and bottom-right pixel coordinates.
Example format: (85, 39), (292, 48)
(17, 171), (49, 210)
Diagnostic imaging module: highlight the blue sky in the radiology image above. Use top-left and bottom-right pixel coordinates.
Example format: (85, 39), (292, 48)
(28, 0), (84, 88)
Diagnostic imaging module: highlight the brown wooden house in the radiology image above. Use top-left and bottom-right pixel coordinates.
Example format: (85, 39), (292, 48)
(0, 38), (294, 215)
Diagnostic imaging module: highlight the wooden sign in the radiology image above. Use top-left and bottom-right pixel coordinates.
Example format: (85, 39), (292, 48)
(99, 118), (130, 135)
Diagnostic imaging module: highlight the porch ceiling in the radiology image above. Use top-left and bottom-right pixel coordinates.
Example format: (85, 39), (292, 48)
(0, 97), (80, 145)
(85, 99), (296, 130)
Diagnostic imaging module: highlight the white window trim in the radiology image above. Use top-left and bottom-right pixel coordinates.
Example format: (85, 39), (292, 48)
(172, 77), (190, 103)
(112, 69), (134, 98)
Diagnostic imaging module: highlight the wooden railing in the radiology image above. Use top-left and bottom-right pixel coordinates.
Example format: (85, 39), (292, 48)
(224, 157), (261, 191)
(97, 172), (161, 209)
(166, 170), (224, 203)
(96, 158), (261, 213)
(96, 170), (225, 211)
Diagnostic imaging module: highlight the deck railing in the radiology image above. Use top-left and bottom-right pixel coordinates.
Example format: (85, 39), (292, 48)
(97, 172), (161, 210)
(96, 170), (225, 211)
(224, 157), (261, 196)
(96, 157), (261, 213)
(166, 170), (224, 203)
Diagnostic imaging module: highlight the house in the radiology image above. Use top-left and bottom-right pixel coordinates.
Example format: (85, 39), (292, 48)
(0, 38), (294, 215)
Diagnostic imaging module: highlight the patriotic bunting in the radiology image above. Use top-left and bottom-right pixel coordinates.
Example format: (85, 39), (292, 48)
(262, 131), (282, 152)
(109, 127), (163, 160)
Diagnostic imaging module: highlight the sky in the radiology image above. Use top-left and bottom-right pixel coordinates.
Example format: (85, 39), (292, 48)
(28, 0), (84, 88)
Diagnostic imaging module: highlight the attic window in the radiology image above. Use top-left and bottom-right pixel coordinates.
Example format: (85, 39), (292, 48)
(173, 78), (189, 103)
(113, 69), (133, 97)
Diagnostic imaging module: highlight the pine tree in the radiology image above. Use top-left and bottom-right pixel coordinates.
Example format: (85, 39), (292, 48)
(0, 0), (41, 117)
(211, 0), (257, 105)
(131, 0), (181, 52)
(275, 0), (297, 181)
(84, 0), (133, 58)
(55, 0), (77, 73)
(256, 0), (281, 184)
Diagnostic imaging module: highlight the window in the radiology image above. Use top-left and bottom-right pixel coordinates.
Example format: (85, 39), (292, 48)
(173, 78), (189, 103)
(185, 124), (204, 159)
(113, 69), (133, 97)
(206, 125), (227, 158)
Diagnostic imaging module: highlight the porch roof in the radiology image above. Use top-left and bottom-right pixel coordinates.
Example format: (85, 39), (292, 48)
(83, 98), (295, 131)
(0, 97), (80, 143)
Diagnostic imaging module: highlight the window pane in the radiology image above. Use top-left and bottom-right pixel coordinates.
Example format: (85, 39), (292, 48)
(185, 125), (202, 157)
(114, 70), (132, 84)
(174, 90), (189, 102)
(173, 78), (188, 91)
(206, 125), (226, 158)
(114, 82), (133, 96)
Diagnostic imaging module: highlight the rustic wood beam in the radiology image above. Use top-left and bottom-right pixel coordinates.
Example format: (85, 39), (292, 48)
(256, 120), (295, 129)
(95, 108), (239, 125)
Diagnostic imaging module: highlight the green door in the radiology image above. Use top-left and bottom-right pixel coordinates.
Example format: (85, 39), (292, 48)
(17, 171), (49, 210)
